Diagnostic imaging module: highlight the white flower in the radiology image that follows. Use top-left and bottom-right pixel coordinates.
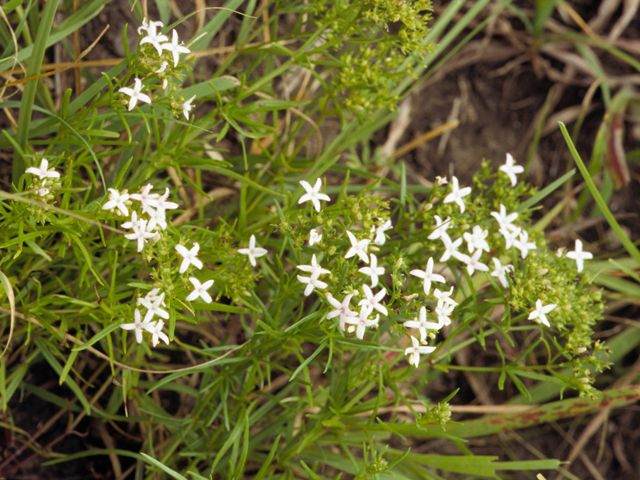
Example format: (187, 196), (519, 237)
(345, 307), (379, 340)
(326, 293), (357, 331)
(137, 18), (164, 35)
(490, 204), (518, 231)
(102, 188), (130, 217)
(238, 234), (268, 267)
(435, 176), (448, 186)
(499, 153), (524, 187)
(404, 306), (441, 343)
(125, 221), (155, 253)
(129, 184), (159, 214)
(566, 239), (593, 273)
(528, 300), (557, 327)
(297, 254), (331, 277)
(359, 254), (385, 287)
(410, 257), (445, 295)
(120, 211), (144, 231)
(358, 285), (387, 316)
(297, 273), (328, 296)
(433, 287), (457, 308)
(298, 178), (330, 212)
(427, 215), (451, 241)
(37, 186), (50, 197)
(440, 235), (466, 263)
(443, 176), (472, 213)
(500, 226), (521, 250)
(26, 158), (60, 179)
(148, 187), (179, 214)
(345, 231), (370, 263)
(186, 277), (214, 303)
(372, 219), (392, 245)
(143, 320), (170, 347)
(490, 258), (513, 289)
(435, 302), (454, 326)
(309, 228), (322, 246)
(139, 22), (168, 56)
(514, 229), (536, 259)
(161, 30), (190, 67)
(139, 292), (170, 324)
(146, 206), (168, 231)
(119, 78), (151, 111)
(182, 95), (196, 120)
(463, 249), (489, 276)
(120, 308), (151, 344)
(176, 243), (204, 273)
(137, 288), (165, 307)
(405, 336), (435, 368)
(156, 61), (169, 73)
(463, 226), (490, 254)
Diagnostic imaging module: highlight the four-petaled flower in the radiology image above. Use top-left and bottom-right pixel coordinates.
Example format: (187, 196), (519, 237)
(139, 292), (170, 324)
(297, 254), (331, 277)
(345, 231), (370, 263)
(463, 226), (490, 254)
(124, 219), (155, 252)
(186, 277), (214, 303)
(440, 235), (466, 263)
(120, 308), (150, 344)
(405, 336), (435, 368)
(298, 178), (330, 212)
(566, 239), (593, 273)
(130, 184), (159, 214)
(428, 215), (451, 241)
(26, 158), (60, 179)
(372, 219), (392, 245)
(148, 187), (179, 214)
(121, 211), (144, 231)
(359, 254), (385, 286)
(326, 293), (357, 331)
(238, 234), (268, 267)
(176, 243), (204, 273)
(514, 229), (536, 259)
(443, 176), (472, 213)
(404, 306), (441, 343)
(182, 95), (196, 120)
(490, 258), (513, 288)
(161, 30), (190, 67)
(499, 153), (524, 187)
(139, 21), (168, 55)
(434, 287), (457, 307)
(103, 188), (130, 217)
(345, 308), (379, 340)
(309, 228), (322, 246)
(144, 320), (170, 347)
(297, 273), (328, 296)
(462, 249), (489, 276)
(528, 299), (557, 327)
(410, 257), (445, 295)
(119, 78), (151, 111)
(490, 204), (518, 231)
(358, 285), (387, 316)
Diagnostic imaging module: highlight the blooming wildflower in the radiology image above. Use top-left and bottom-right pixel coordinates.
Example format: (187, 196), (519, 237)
(428, 215), (451, 241)
(144, 320), (170, 347)
(500, 226), (521, 250)
(148, 187), (179, 214)
(130, 184), (159, 214)
(490, 258), (513, 288)
(182, 95), (196, 120)
(358, 285), (388, 316)
(120, 308), (150, 344)
(435, 302), (454, 326)
(528, 300), (557, 327)
(146, 207), (168, 231)
(297, 254), (331, 277)
(440, 235), (466, 263)
(514, 229), (536, 259)
(298, 178), (330, 212)
(137, 288), (165, 307)
(566, 239), (593, 273)
(345, 307), (379, 340)
(156, 61), (169, 73)
(161, 30), (190, 67)
(443, 176), (472, 213)
(186, 277), (214, 303)
(463, 225), (490, 254)
(491, 204), (518, 231)
(434, 286), (457, 307)
(139, 292), (170, 324)
(499, 153), (525, 187)
(359, 254), (385, 287)
(405, 336), (436, 368)
(309, 228), (322, 246)
(410, 257), (445, 295)
(238, 234), (268, 267)
(345, 231), (370, 263)
(102, 188), (130, 217)
(26, 158), (60, 179)
(297, 273), (328, 296)
(404, 306), (441, 343)
(121, 211), (144, 231)
(137, 18), (164, 35)
(118, 78), (151, 111)
(463, 249), (489, 276)
(372, 219), (392, 245)
(326, 293), (357, 331)
(139, 21), (168, 55)
(176, 243), (204, 273)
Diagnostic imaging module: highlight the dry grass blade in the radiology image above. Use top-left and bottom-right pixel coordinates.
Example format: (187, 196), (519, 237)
(0, 271), (15, 360)
(393, 120), (460, 158)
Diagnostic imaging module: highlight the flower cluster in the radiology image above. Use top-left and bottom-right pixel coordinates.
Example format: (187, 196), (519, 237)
(25, 158), (60, 201)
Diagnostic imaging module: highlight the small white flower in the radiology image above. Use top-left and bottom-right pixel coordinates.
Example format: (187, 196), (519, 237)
(435, 176), (448, 186)
(297, 273), (328, 296)
(440, 235), (466, 263)
(359, 254), (385, 287)
(297, 254), (331, 277)
(566, 239), (593, 273)
(528, 300), (557, 327)
(238, 234), (268, 267)
(119, 78), (151, 111)
(514, 230), (536, 259)
(404, 306), (441, 343)
(182, 95), (196, 120)
(298, 178), (330, 212)
(410, 257), (445, 295)
(124, 219), (156, 252)
(372, 219), (392, 246)
(463, 225), (490, 254)
(433, 286), (457, 308)
(443, 176), (472, 213)
(161, 30), (190, 67)
(146, 206), (168, 231)
(490, 204), (518, 231)
(326, 293), (357, 331)
(121, 211), (144, 230)
(500, 226), (521, 250)
(139, 22), (168, 56)
(490, 258), (513, 289)
(37, 186), (50, 197)
(345, 231), (370, 263)
(309, 228), (322, 246)
(148, 187), (179, 214)
(499, 153), (524, 187)
(435, 302), (454, 326)
(139, 292), (170, 324)
(143, 320), (170, 347)
(405, 336), (435, 368)
(186, 277), (214, 303)
(102, 188), (130, 217)
(138, 18), (164, 36)
(427, 215), (451, 241)
(129, 184), (159, 214)
(358, 285), (387, 316)
(26, 158), (60, 179)
(463, 249), (489, 276)
(156, 61), (169, 73)
(120, 308), (151, 344)
(345, 307), (379, 340)
(176, 243), (204, 273)
(137, 288), (165, 307)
